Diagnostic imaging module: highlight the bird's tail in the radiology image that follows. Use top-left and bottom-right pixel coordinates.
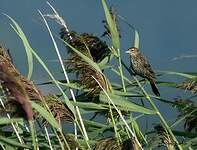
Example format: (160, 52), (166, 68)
(149, 79), (160, 96)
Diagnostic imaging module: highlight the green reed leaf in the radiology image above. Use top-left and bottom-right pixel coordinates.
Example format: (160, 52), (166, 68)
(31, 101), (59, 129)
(102, 0), (120, 51)
(100, 92), (156, 114)
(5, 14), (33, 80)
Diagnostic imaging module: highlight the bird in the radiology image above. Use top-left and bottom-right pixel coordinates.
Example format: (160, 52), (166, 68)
(126, 47), (160, 96)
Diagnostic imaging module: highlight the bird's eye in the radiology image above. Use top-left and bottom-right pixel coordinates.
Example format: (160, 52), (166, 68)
(131, 49), (135, 51)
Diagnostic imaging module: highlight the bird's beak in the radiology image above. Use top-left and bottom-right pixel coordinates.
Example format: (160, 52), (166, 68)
(125, 50), (130, 53)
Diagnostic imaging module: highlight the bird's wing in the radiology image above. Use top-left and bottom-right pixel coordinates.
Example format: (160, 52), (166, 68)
(140, 54), (156, 79)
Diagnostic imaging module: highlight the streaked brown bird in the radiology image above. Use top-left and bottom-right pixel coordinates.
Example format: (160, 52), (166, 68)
(126, 47), (160, 96)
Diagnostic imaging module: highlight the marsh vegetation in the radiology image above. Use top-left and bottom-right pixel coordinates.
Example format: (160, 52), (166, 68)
(0, 1), (196, 150)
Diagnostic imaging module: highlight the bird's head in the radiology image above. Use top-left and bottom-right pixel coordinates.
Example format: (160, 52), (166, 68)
(125, 47), (139, 56)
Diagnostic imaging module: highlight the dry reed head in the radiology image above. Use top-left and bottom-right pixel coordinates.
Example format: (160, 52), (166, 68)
(60, 29), (110, 63)
(0, 45), (33, 120)
(154, 124), (175, 150)
(64, 134), (82, 150)
(42, 95), (74, 123)
(121, 138), (141, 150)
(93, 138), (121, 150)
(93, 138), (139, 150)
(0, 45), (74, 122)
(60, 29), (111, 97)
(174, 98), (197, 132)
(177, 78), (197, 94)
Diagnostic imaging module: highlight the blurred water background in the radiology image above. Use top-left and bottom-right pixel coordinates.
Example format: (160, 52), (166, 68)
(0, 0), (197, 130)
